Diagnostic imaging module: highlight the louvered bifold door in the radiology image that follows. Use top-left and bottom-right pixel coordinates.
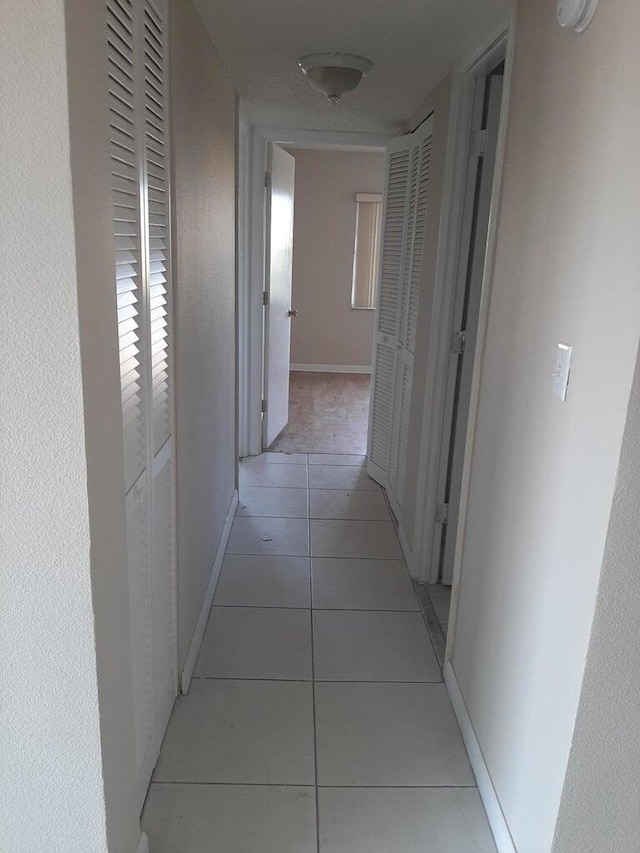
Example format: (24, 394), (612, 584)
(366, 142), (412, 486)
(107, 0), (156, 808)
(388, 127), (434, 515)
(367, 118), (434, 517)
(142, 0), (176, 790)
(107, 0), (176, 815)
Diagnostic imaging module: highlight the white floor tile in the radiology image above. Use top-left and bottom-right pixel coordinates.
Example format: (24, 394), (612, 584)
(244, 452), (309, 464)
(309, 454), (366, 467)
(143, 783), (317, 853)
(310, 489), (389, 521)
(312, 558), (418, 611)
(313, 610), (440, 682)
(426, 583), (452, 599)
(238, 486), (308, 518)
(228, 517), (309, 556)
(315, 682), (474, 786)
(240, 463), (308, 489)
(318, 787), (497, 853)
(309, 465), (379, 491)
(195, 607), (312, 680)
(214, 555), (311, 608)
(431, 595), (451, 625)
(154, 679), (315, 784)
(311, 520), (402, 559)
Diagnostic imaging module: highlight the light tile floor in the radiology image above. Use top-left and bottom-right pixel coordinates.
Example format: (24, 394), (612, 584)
(142, 453), (497, 852)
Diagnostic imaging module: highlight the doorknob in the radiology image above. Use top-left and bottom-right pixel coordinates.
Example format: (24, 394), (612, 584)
(287, 309), (299, 318)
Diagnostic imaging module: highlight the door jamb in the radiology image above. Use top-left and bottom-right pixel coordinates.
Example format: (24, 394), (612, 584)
(238, 125), (391, 458)
(411, 14), (516, 596)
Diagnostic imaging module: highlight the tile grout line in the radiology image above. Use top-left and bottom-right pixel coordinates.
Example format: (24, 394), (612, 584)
(211, 604), (423, 613)
(150, 780), (479, 789)
(191, 676), (444, 684)
(307, 456), (322, 853)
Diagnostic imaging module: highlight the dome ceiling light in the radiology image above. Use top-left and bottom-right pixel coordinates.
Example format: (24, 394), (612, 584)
(298, 53), (372, 104)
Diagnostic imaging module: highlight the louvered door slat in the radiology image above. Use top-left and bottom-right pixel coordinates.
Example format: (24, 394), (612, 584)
(108, 0), (145, 494)
(143, 0), (172, 455)
(399, 146), (419, 346)
(369, 342), (397, 471)
(377, 149), (410, 336)
(407, 137), (433, 353)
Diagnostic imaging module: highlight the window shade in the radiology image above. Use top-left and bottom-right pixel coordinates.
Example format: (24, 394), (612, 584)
(351, 193), (383, 309)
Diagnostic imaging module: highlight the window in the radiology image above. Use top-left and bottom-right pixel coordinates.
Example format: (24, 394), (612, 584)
(351, 192), (383, 309)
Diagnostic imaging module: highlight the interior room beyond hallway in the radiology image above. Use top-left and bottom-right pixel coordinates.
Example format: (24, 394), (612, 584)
(270, 372), (370, 455)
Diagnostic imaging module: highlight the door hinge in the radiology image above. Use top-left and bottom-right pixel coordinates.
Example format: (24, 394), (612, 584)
(264, 170), (272, 188)
(263, 290), (270, 306)
(450, 329), (466, 355)
(435, 503), (449, 525)
(261, 398), (267, 413)
(471, 128), (487, 157)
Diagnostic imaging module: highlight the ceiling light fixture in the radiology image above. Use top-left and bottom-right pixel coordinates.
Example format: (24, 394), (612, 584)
(298, 53), (372, 104)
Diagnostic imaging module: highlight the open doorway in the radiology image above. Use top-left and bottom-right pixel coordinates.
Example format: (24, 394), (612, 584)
(263, 145), (386, 455)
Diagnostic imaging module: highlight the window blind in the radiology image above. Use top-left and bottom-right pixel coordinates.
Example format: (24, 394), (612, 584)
(351, 192), (383, 309)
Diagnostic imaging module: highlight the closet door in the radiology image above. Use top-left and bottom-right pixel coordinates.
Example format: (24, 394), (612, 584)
(107, 0), (176, 813)
(366, 143), (411, 486)
(367, 118), (434, 520)
(143, 0), (176, 762)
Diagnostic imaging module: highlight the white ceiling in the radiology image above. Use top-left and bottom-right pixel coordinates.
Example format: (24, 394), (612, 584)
(194, 0), (510, 134)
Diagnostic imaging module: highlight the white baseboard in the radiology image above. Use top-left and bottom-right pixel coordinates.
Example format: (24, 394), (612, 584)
(397, 521), (416, 574)
(444, 662), (516, 853)
(135, 833), (149, 853)
(290, 363), (371, 374)
(180, 489), (238, 694)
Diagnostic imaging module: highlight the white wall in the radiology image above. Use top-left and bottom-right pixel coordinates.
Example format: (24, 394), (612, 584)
(450, 1), (640, 850)
(171, 0), (238, 672)
(0, 1), (110, 849)
(286, 149), (384, 368)
(551, 341), (640, 851)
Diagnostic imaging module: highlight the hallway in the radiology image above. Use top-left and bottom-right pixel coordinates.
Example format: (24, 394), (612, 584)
(141, 453), (496, 851)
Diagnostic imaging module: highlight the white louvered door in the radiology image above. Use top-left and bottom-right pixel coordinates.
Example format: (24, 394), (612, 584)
(107, 0), (176, 813)
(367, 118), (434, 519)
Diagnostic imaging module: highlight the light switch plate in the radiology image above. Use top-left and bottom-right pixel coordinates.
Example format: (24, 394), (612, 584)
(552, 343), (572, 401)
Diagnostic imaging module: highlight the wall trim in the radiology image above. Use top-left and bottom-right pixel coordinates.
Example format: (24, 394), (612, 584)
(290, 363), (371, 374)
(411, 19), (515, 590)
(444, 662), (516, 853)
(180, 489), (238, 694)
(257, 126), (392, 151)
(135, 832), (149, 853)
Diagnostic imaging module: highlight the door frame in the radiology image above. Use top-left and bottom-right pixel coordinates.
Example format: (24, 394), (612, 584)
(236, 124), (392, 458)
(410, 15), (516, 588)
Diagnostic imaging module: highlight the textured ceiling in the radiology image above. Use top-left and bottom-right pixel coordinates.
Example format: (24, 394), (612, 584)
(194, 0), (510, 134)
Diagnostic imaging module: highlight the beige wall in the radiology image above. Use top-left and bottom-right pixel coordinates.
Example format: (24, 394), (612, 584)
(287, 149), (384, 368)
(171, 0), (237, 669)
(450, 1), (640, 850)
(552, 340), (640, 851)
(401, 73), (452, 542)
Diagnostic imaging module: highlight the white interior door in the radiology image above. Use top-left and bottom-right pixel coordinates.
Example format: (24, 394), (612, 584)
(436, 71), (504, 585)
(263, 144), (295, 448)
(368, 118), (434, 519)
(108, 0), (176, 813)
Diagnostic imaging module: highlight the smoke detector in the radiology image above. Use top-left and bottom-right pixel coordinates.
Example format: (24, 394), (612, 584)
(557, 0), (598, 32)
